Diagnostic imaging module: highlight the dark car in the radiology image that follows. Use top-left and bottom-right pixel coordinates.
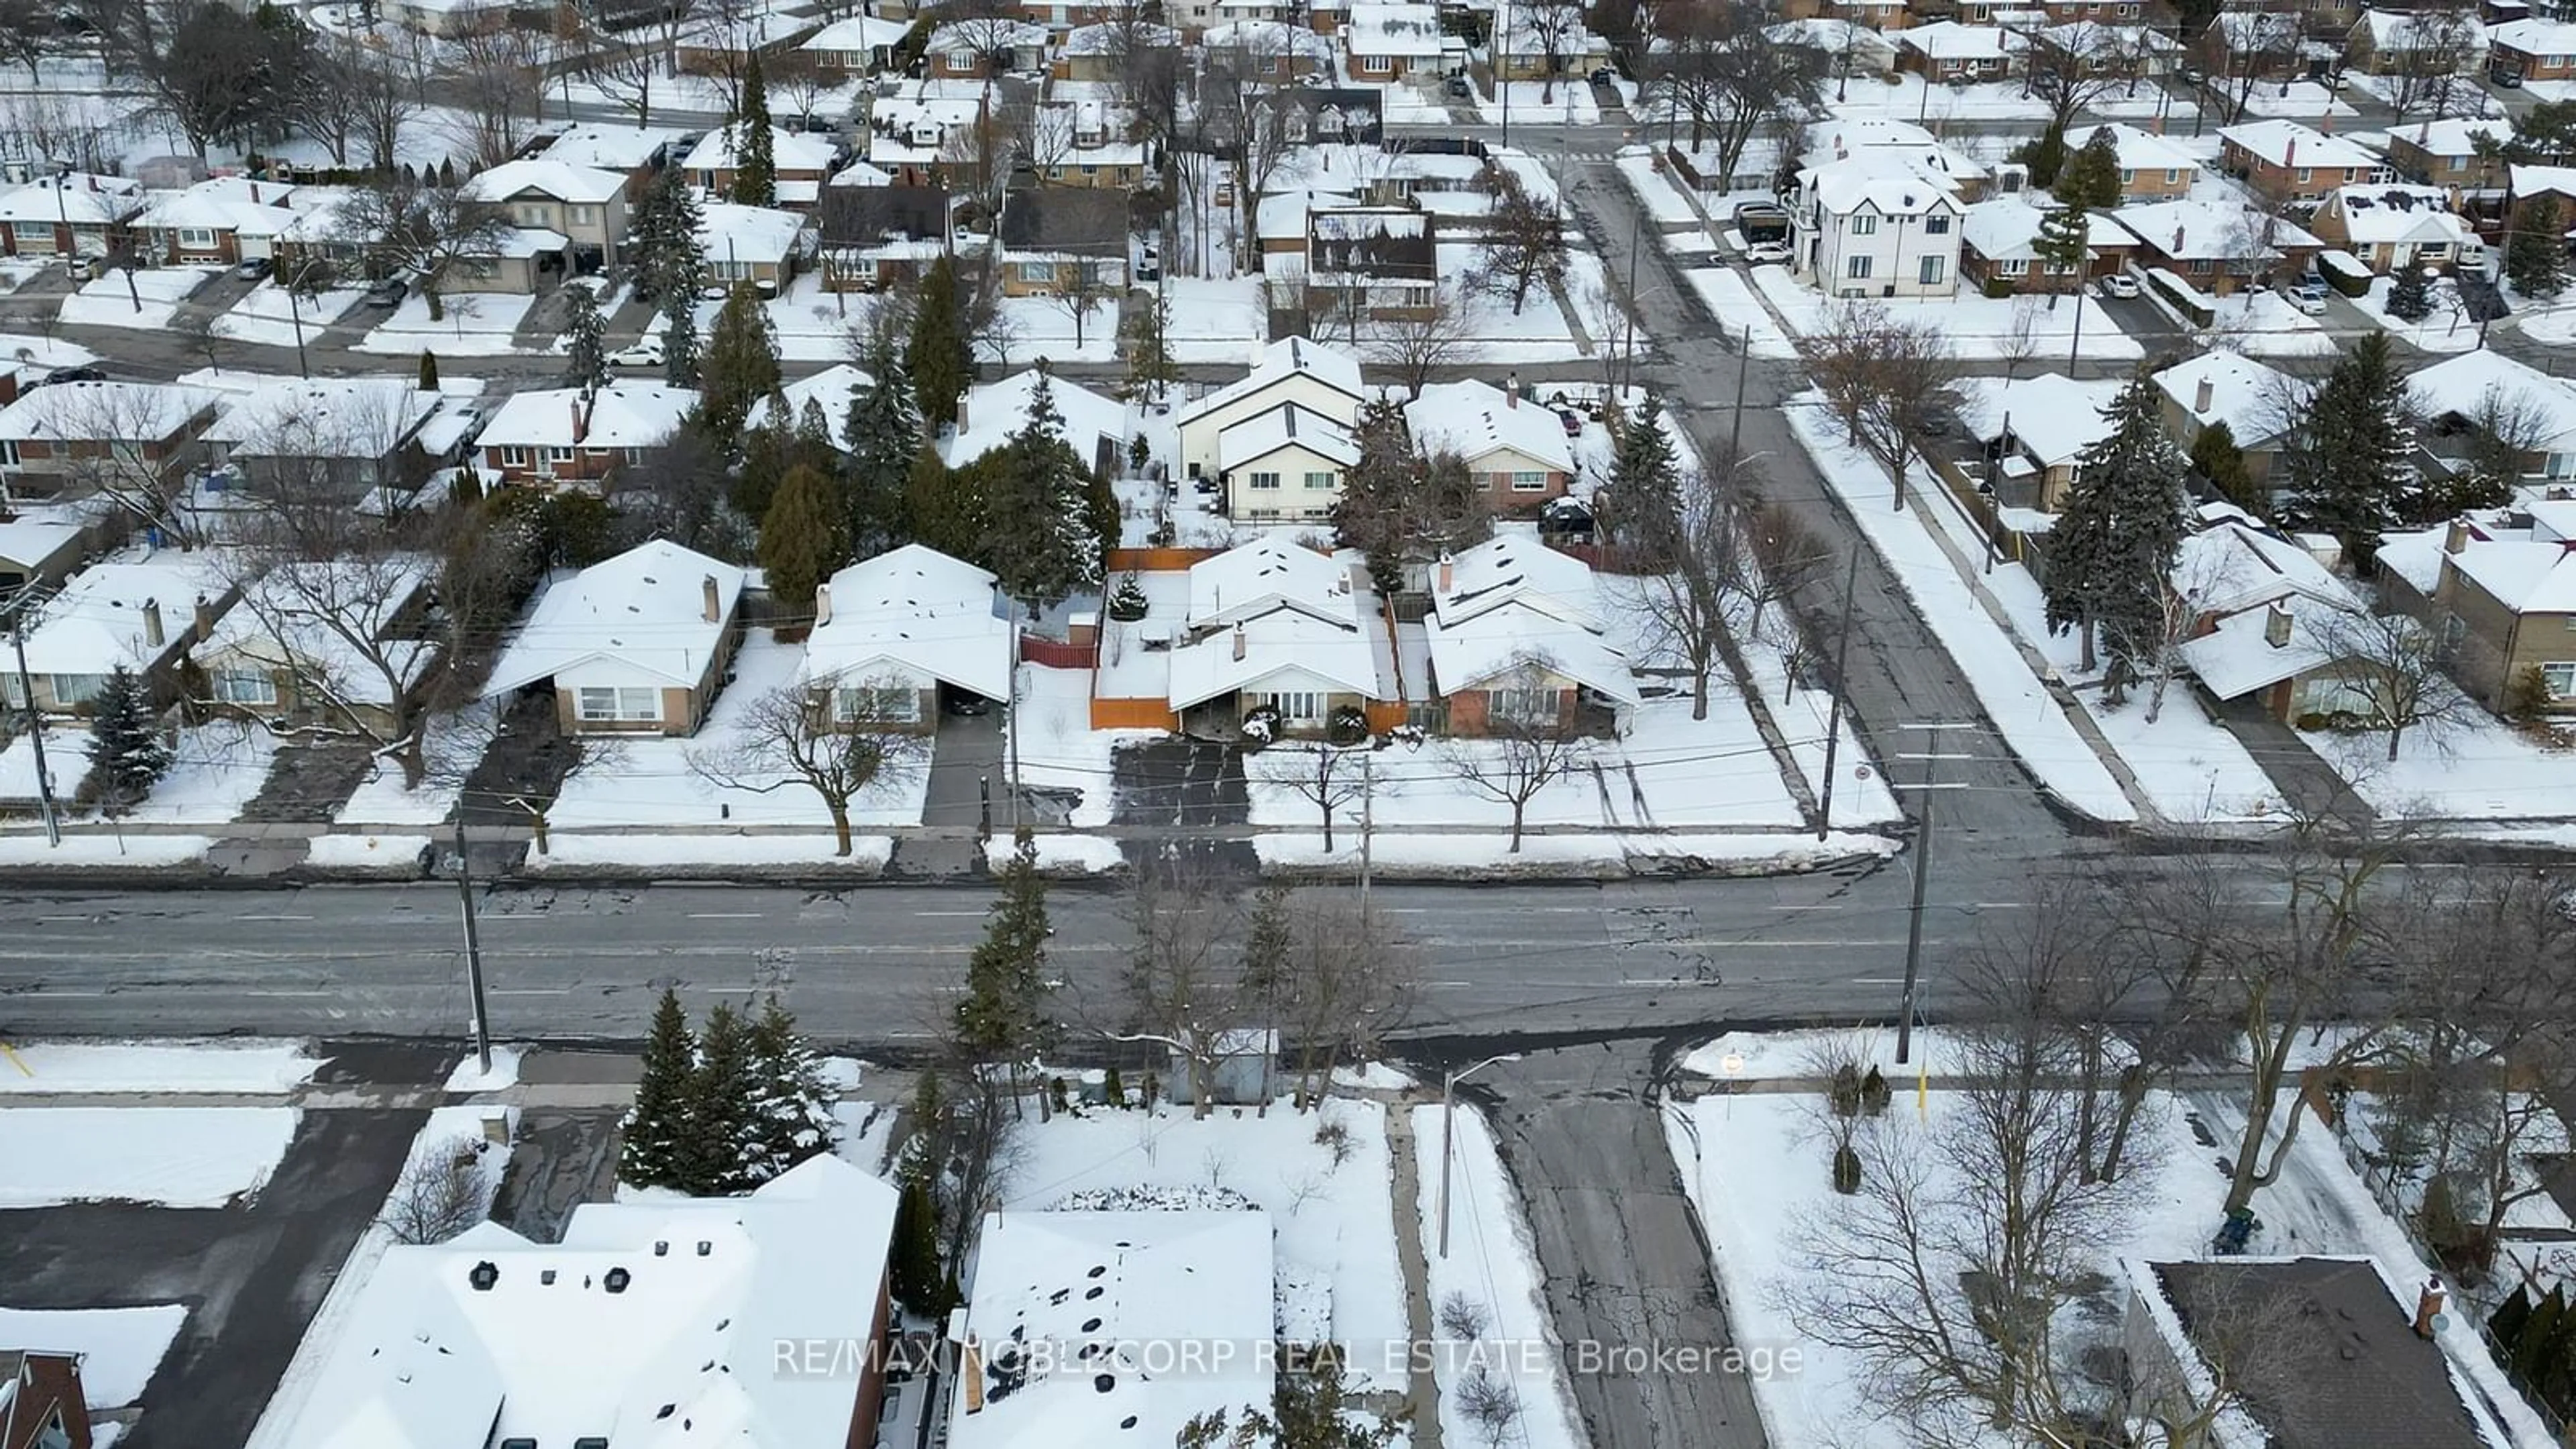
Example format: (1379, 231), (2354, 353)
(944, 692), (994, 716)
(1589, 66), (1616, 85)
(364, 278), (408, 307)
(1445, 74), (1472, 97)
(233, 257), (270, 281)
(28, 364), (105, 388)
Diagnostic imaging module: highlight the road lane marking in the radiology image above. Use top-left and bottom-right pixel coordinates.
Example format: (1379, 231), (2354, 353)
(912, 910), (985, 916)
(491, 987), (571, 996)
(686, 912), (764, 920)
(235, 914), (315, 921)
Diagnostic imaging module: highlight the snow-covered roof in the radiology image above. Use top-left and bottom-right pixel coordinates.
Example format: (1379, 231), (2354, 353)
(1203, 18), (1338, 58)
(2408, 349), (2576, 451)
(1763, 17), (1898, 56)
(1187, 537), (1362, 633)
(950, 1212), (1275, 1449)
(2107, 199), (2318, 260)
(1801, 152), (1966, 215)
(1799, 117), (1990, 181)
(16, 555), (233, 676)
(0, 173), (141, 227)
(1174, 337), (1364, 428)
(698, 201), (808, 265)
(280, 1155), (899, 1449)
(135, 178), (299, 236)
(1063, 19), (1179, 53)
(2218, 119), (2383, 173)
(2359, 7), (2485, 50)
(0, 379), (217, 444)
(1404, 379), (1574, 474)
(1895, 21), (2015, 59)
(202, 376), (441, 455)
(802, 544), (1013, 700)
(1218, 402), (1358, 472)
(2177, 512), (2361, 621)
(2391, 115), (2512, 160)
(1953, 373), (2123, 468)
(802, 12), (911, 52)
(539, 123), (679, 172)
(927, 17), (1048, 50)
(2323, 184), (2473, 246)
(0, 512), (84, 569)
(466, 158), (628, 206)
(2446, 536), (2576, 614)
(198, 556), (439, 705)
(1168, 606), (1389, 707)
(2176, 598), (2345, 699)
(778, 363), (875, 451)
(2510, 162), (2576, 202)
(1430, 533), (1605, 633)
(1426, 600), (1638, 703)
(683, 125), (839, 176)
(2154, 350), (2306, 446)
(482, 539), (747, 693)
(1256, 189), (1359, 241)
(2213, 8), (2302, 48)
(477, 382), (695, 451)
(1958, 197), (2129, 262)
(1346, 1), (1446, 54)
(2490, 16), (2576, 53)
(943, 368), (1127, 469)
(2079, 122), (2200, 176)
(492, 225), (572, 258)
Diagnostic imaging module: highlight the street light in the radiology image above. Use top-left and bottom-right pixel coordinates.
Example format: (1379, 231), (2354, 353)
(1437, 1051), (1521, 1258)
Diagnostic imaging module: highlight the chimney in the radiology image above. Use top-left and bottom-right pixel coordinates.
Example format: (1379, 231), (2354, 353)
(142, 598), (164, 649)
(2264, 600), (2292, 649)
(250, 181), (260, 204)
(814, 582), (834, 627)
(193, 592), (214, 640)
(1504, 372), (1519, 407)
(2445, 519), (2469, 555)
(2194, 377), (2214, 414)
(1231, 621), (1246, 661)
(2415, 1278), (2449, 1339)
(702, 573), (721, 623)
(2173, 223), (2186, 251)
(2285, 136), (2297, 169)
(569, 396), (586, 445)
(1436, 550), (1454, 594)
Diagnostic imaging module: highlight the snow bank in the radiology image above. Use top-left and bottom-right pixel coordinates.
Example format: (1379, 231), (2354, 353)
(442, 1046), (523, 1093)
(305, 833), (431, 873)
(988, 833), (1126, 874)
(0, 1039), (317, 1095)
(0, 1106), (298, 1207)
(1255, 829), (1897, 877)
(0, 835), (216, 867)
(0, 1304), (186, 1407)
(526, 834), (894, 872)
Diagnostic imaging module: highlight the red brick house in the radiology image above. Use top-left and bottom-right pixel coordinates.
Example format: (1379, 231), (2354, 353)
(1, 1350), (94, 1449)
(472, 383), (696, 492)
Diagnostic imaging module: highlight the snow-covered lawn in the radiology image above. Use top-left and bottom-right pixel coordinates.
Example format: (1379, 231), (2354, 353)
(1615, 149), (1703, 228)
(213, 280), (368, 349)
(0, 835), (215, 866)
(1255, 829), (1899, 875)
(0, 1106), (297, 1207)
(2302, 715), (2576, 820)
(672, 272), (869, 364)
(545, 634), (931, 831)
(1012, 663), (1155, 829)
(999, 1095), (1407, 1359)
(2514, 295), (2576, 348)
(525, 834), (894, 871)
(57, 267), (215, 330)
(0, 720), (91, 803)
(352, 291), (538, 356)
(2232, 80), (2363, 118)
(2349, 273), (2483, 354)
(0, 333), (99, 370)
(991, 293), (1118, 366)
(0, 1305), (185, 1407)
(0, 1039), (317, 1095)
(336, 699), (492, 827)
(305, 833), (431, 871)
(1472, 80), (1601, 125)
(1161, 276), (1267, 362)
(1754, 266), (2145, 362)
(2201, 286), (2338, 358)
(127, 724), (276, 826)
(989, 832), (1125, 873)
(1408, 1103), (1585, 1449)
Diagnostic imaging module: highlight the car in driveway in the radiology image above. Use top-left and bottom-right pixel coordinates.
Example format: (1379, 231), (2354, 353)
(364, 277), (408, 307)
(943, 690), (994, 717)
(2097, 272), (2139, 300)
(1742, 240), (1792, 266)
(233, 257), (271, 281)
(26, 363), (105, 388)
(2286, 279), (2329, 315)
(1445, 74), (1472, 97)
(608, 337), (664, 368)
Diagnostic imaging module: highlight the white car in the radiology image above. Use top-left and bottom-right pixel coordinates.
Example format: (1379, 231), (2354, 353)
(2096, 273), (2140, 300)
(2287, 282), (2329, 315)
(607, 338), (665, 367)
(1742, 241), (1793, 266)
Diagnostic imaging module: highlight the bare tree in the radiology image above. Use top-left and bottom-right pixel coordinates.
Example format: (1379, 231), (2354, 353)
(1118, 861), (1252, 1118)
(1479, 176), (1567, 317)
(1796, 301), (1962, 513)
(1267, 741), (1370, 850)
(687, 678), (930, 855)
(329, 174), (513, 323)
(381, 1135), (493, 1244)
(1619, 478), (1739, 721)
(1506, 0), (1587, 100)
(580, 31), (667, 128)
(1364, 284), (1482, 396)
(2021, 25), (2129, 146)
(2365, 1), (2483, 127)
(1049, 260), (1115, 352)
(1270, 896), (1419, 1108)
(1455, 1369), (1521, 1448)
(45, 383), (214, 547)
(0, 0), (58, 84)
(2307, 606), (2483, 762)
(1437, 672), (1599, 852)
(768, 48), (833, 126)
(445, 26), (548, 169)
(2194, 11), (2300, 127)
(1741, 500), (1831, 640)
(1651, 1), (1826, 188)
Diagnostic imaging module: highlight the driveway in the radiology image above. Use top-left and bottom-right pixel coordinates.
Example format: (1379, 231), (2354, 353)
(1110, 739), (1254, 876)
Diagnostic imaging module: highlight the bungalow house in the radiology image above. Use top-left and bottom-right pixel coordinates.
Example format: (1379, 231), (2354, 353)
(1019, 101), (1152, 189)
(2349, 7), (2486, 74)
(2201, 7), (2305, 81)
(2384, 115), (2513, 190)
(1305, 206), (1438, 320)
(1264, 87), (1387, 147)
(1218, 402), (1359, 521)
(272, 1156), (900, 1449)
(532, 124), (679, 193)
(2034, 0), (2143, 21)
(376, 0), (512, 35)
(816, 182), (953, 291)
(1175, 336), (1365, 480)
(672, 8), (822, 74)
(1790, 154), (1966, 298)
(2306, 184), (2479, 273)
(2104, 197), (2320, 294)
(861, 90), (988, 188)
(463, 159), (629, 270)
(2080, 121), (2200, 201)
(2153, 350), (2307, 482)
(698, 202), (809, 290)
(1953, 372), (2123, 510)
(0, 379), (221, 508)
(201, 376), (445, 500)
(1423, 537), (1636, 737)
(1776, 0), (1907, 32)
(1058, 20), (1182, 80)
(480, 539), (747, 735)
(942, 366), (1126, 473)
(2487, 16), (2576, 83)
(1894, 21), (2017, 80)
(1165, 538), (1392, 736)
(684, 125), (840, 209)
(1959, 196), (2137, 291)
(0, 172), (142, 259)
(1764, 19), (1900, 76)
(1257, 188), (1360, 263)
(2218, 119), (2392, 201)
(995, 187), (1130, 295)
(131, 176), (298, 267)
(1, 555), (235, 714)
(800, 544), (1015, 728)
(928, 18), (1050, 76)
(2171, 508), (2377, 723)
(2028, 23), (2179, 90)
(474, 383), (697, 492)
(1205, 19), (1339, 78)
(0, 1351), (95, 1449)
(192, 557), (441, 733)
(2410, 348), (2576, 485)
(1490, 9), (1613, 78)
(2508, 163), (2576, 234)
(799, 11), (915, 72)
(1343, 1), (1446, 79)
(0, 511), (88, 592)
(1405, 379), (1576, 510)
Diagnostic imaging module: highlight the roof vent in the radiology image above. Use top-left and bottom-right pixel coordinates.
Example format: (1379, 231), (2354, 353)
(655, 1240), (669, 1256)
(606, 1267), (633, 1294)
(468, 1261), (499, 1291)
(1093, 1373), (1117, 1393)
(698, 1240), (712, 1256)
(542, 1269), (557, 1285)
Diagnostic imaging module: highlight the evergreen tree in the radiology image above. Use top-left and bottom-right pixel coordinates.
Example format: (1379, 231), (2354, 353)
(2385, 264), (2433, 322)
(736, 392), (796, 519)
(1240, 884), (1291, 1000)
(2188, 418), (2263, 515)
(760, 460), (848, 627)
(661, 294), (700, 388)
(732, 52), (777, 207)
(632, 167), (708, 304)
(2055, 125), (2123, 209)
(908, 254), (973, 431)
(1334, 397), (1432, 594)
(620, 987), (696, 1189)
(1118, 292), (1180, 402)
(87, 665), (168, 812)
(888, 1171), (949, 1311)
(2041, 374), (2188, 690)
(564, 282), (608, 395)
(416, 350), (440, 392)
(979, 367), (1102, 610)
(846, 333), (923, 551)
(795, 395), (838, 473)
(955, 828), (1056, 1081)
(699, 284), (782, 449)
(2279, 331), (2417, 569)
(906, 444), (987, 559)
(678, 1000), (757, 1195)
(2511, 198), (2569, 299)
(745, 995), (837, 1183)
(1607, 393), (1682, 547)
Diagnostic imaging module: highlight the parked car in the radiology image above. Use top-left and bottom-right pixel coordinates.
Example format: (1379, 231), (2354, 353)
(1589, 66), (1616, 85)
(2288, 279), (2329, 315)
(64, 256), (95, 282)
(364, 278), (408, 307)
(2096, 272), (2139, 300)
(943, 691), (993, 717)
(1556, 408), (1583, 437)
(1445, 74), (1472, 97)
(796, 113), (839, 133)
(233, 257), (271, 281)
(27, 364), (105, 388)
(608, 337), (665, 367)
(1742, 240), (1792, 266)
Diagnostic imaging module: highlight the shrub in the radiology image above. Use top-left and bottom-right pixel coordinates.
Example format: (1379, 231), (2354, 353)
(1240, 704), (1283, 745)
(1326, 703), (1368, 745)
(1833, 1143), (1862, 1194)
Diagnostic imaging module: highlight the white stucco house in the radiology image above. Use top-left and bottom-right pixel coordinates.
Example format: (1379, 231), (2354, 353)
(1790, 155), (1965, 299)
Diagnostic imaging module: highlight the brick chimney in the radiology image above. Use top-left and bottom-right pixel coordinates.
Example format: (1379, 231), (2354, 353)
(142, 597), (164, 648)
(2194, 376), (2215, 414)
(1232, 621), (1246, 661)
(2445, 520), (2469, 554)
(814, 582), (834, 627)
(193, 593), (214, 639)
(2415, 1277), (2448, 1339)
(2264, 600), (2292, 649)
(569, 396), (587, 445)
(2173, 223), (2186, 252)
(1504, 372), (1518, 408)
(2285, 136), (2297, 169)
(1437, 551), (1454, 594)
(702, 573), (721, 623)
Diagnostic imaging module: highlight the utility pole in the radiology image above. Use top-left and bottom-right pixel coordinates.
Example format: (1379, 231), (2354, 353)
(1358, 752), (1373, 907)
(1438, 1052), (1519, 1258)
(1893, 724), (1975, 1064)
(451, 819), (493, 1078)
(1813, 549), (1861, 841)
(7, 603), (60, 848)
(1727, 319), (1750, 458)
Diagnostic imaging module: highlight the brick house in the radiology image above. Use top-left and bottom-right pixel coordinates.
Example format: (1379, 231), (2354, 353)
(131, 176), (299, 268)
(201, 376), (447, 502)
(817, 182), (953, 291)
(1405, 378), (1576, 510)
(1894, 21), (2017, 80)
(0, 172), (142, 258)
(482, 539), (747, 735)
(2218, 119), (2392, 201)
(928, 18), (1049, 75)
(682, 125), (840, 210)
(191, 557), (441, 734)
(0, 380), (220, 506)
(1306, 206), (1438, 319)
(2384, 116), (2513, 189)
(1342, 1), (1445, 78)
(1960, 196), (2137, 292)
(2487, 16), (2576, 83)
(2, 556), (236, 715)
(2104, 198), (2321, 295)
(800, 544), (1015, 727)
(1424, 537), (1636, 737)
(800, 12), (914, 70)
(472, 383), (696, 492)
(995, 186), (1130, 294)
(0, 1351), (95, 1449)
(2171, 511), (2377, 725)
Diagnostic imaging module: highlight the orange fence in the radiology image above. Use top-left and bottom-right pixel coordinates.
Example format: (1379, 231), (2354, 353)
(1106, 547), (1222, 572)
(1020, 635), (1097, 669)
(1090, 696), (1179, 731)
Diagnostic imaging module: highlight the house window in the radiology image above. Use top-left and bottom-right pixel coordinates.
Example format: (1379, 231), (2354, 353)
(1919, 254), (1945, 286)
(1491, 686), (1556, 722)
(2544, 662), (2576, 698)
(2295, 166), (2313, 183)
(1248, 470), (1281, 489)
(947, 48), (974, 68)
(835, 685), (922, 722)
(11, 221), (53, 250)
(1361, 54), (1391, 72)
(1015, 262), (1055, 283)
(0, 441), (17, 466)
(178, 227), (217, 248)
(2189, 258), (2214, 274)
(1845, 255), (1873, 280)
(1511, 470), (1546, 491)
(1848, 213), (1878, 235)
(513, 203), (549, 227)
(52, 674), (103, 706)
(1263, 690), (1324, 722)
(568, 205), (598, 225)
(1303, 470), (1336, 489)
(2165, 168), (2181, 183)
(547, 446), (574, 464)
(500, 445), (529, 467)
(577, 686), (661, 721)
(1924, 212), (1950, 234)
(215, 669), (277, 706)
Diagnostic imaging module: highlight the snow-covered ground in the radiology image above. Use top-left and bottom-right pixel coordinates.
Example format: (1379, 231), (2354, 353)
(2302, 714), (2576, 821)
(305, 833), (431, 871)
(1255, 829), (1899, 874)
(444, 1046), (523, 1092)
(1753, 266), (2145, 363)
(1159, 276), (1268, 363)
(1000, 1095), (1407, 1362)
(1472, 79), (1601, 125)
(990, 294), (1120, 366)
(353, 291), (539, 356)
(336, 699), (492, 828)
(2200, 286), (2338, 358)
(546, 631), (926, 830)
(0, 1304), (185, 1408)
(1407, 1103), (1586, 1449)
(0, 835), (215, 866)
(2231, 80), (2363, 119)
(525, 834), (894, 871)
(1684, 266), (1797, 359)
(0, 1038), (317, 1095)
(987, 832), (1125, 873)
(57, 267), (215, 331)
(1011, 663), (1155, 829)
(1615, 150), (1703, 229)
(0, 1106), (298, 1207)
(2349, 273), (2483, 354)
(214, 280), (368, 349)
(127, 724), (276, 826)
